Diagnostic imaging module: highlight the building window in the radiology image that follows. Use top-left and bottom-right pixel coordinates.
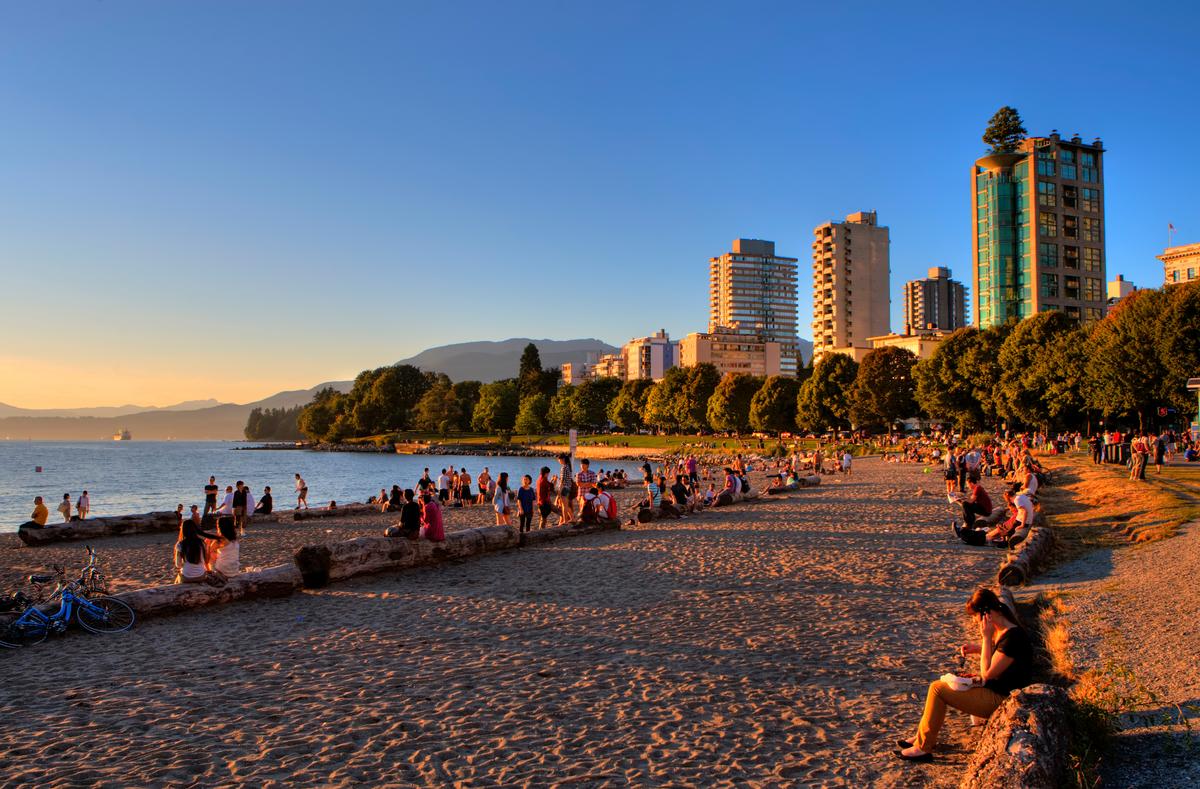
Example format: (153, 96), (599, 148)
(1040, 273), (1059, 298)
(1062, 184), (1078, 208)
(1060, 163), (1077, 180)
(1063, 216), (1078, 238)
(1064, 246), (1080, 269)
(1172, 270), (1180, 283)
(1037, 182), (1057, 207)
(1039, 242), (1059, 267)
(1060, 149), (1076, 164)
(1036, 158), (1056, 177)
(1081, 166), (1098, 183)
(1084, 277), (1103, 301)
(1080, 151), (1095, 167)
(1065, 305), (1081, 321)
(1064, 276), (1081, 299)
(1081, 188), (1100, 212)
(1190, 267), (1197, 280)
(1082, 217), (1102, 242)
(1039, 212), (1058, 237)
(1082, 247), (1102, 272)
(1084, 307), (1102, 322)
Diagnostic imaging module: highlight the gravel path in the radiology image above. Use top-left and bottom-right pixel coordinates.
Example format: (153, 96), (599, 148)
(1030, 517), (1200, 787)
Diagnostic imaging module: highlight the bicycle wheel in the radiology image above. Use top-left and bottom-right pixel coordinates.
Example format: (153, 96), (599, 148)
(75, 597), (135, 634)
(1, 617), (49, 647)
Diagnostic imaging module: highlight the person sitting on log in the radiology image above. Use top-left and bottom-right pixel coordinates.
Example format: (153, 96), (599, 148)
(714, 468), (740, 506)
(657, 475), (682, 519)
(254, 486), (273, 515)
(955, 472), (993, 529)
(954, 484), (1034, 547)
(174, 520), (225, 586)
(591, 485), (619, 524)
(669, 474), (696, 513)
(419, 492), (445, 542)
(895, 587), (1033, 762)
(210, 518), (240, 581)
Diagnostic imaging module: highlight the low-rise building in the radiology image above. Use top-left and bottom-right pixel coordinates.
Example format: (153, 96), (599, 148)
(591, 353), (627, 380)
(866, 332), (948, 361)
(623, 330), (675, 381)
(1159, 243), (1200, 285)
(678, 330), (783, 377)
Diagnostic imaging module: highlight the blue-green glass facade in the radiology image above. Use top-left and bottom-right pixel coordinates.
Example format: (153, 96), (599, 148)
(975, 162), (1031, 327)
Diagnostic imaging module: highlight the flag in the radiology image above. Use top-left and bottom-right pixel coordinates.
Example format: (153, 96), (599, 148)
(1169, 223), (1176, 231)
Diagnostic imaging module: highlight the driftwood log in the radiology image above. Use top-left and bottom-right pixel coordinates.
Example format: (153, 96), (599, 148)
(290, 503), (375, 521)
(293, 521), (621, 588)
(112, 564), (303, 620)
(959, 683), (1070, 789)
(997, 526), (1054, 586)
(17, 511), (180, 546)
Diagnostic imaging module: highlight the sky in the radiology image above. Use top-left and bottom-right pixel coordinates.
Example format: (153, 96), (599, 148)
(2, 0), (1198, 409)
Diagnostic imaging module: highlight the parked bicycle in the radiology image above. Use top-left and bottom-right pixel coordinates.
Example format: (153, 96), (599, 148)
(0, 570), (134, 649)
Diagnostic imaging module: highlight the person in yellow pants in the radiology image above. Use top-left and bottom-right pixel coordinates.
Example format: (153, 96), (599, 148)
(895, 588), (1034, 762)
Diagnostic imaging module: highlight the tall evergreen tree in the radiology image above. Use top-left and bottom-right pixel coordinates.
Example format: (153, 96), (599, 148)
(982, 106), (1027, 153)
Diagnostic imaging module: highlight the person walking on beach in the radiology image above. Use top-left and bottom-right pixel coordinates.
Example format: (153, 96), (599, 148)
(536, 466), (555, 528)
(516, 474), (535, 533)
(476, 468), (491, 506)
(493, 472), (512, 526)
(77, 490), (90, 520)
(295, 473), (309, 509)
(57, 493), (72, 523)
(204, 476), (219, 515)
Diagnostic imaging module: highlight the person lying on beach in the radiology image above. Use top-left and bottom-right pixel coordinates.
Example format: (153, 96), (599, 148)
(895, 587), (1032, 762)
(419, 493), (445, 542)
(766, 474), (799, 494)
(175, 521), (225, 586)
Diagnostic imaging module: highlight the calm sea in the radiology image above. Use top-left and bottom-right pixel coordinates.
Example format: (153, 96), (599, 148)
(0, 441), (646, 533)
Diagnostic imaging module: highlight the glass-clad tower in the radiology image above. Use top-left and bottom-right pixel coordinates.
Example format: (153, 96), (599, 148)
(973, 132), (1106, 327)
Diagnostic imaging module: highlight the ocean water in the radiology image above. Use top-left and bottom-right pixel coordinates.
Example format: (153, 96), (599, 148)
(0, 441), (646, 532)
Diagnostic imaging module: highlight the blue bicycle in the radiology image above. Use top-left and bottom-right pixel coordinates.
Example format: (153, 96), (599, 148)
(0, 576), (135, 648)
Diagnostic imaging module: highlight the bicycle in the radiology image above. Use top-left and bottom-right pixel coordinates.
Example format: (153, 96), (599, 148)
(0, 575), (135, 648)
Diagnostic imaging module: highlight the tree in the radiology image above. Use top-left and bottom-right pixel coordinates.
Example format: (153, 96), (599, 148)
(1158, 280), (1200, 420)
(1040, 327), (1090, 429)
(982, 106), (1027, 153)
(994, 311), (1078, 430)
(518, 343), (545, 400)
(573, 377), (622, 430)
(452, 380), (482, 431)
(515, 393), (550, 435)
(413, 380), (462, 435)
(796, 353), (858, 435)
(749, 376), (800, 435)
(678, 363), (721, 432)
(914, 326), (1007, 431)
(707, 373), (761, 434)
(297, 388), (345, 442)
(1086, 289), (1171, 431)
(471, 381), (519, 439)
(607, 379), (655, 432)
(244, 405), (304, 440)
(849, 347), (918, 434)
(644, 368), (688, 433)
(546, 385), (577, 432)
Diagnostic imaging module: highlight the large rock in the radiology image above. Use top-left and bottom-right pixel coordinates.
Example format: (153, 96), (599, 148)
(112, 564), (303, 619)
(18, 511), (180, 546)
(959, 684), (1070, 789)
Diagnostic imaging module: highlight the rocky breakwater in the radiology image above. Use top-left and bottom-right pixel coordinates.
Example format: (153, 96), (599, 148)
(18, 511), (181, 547)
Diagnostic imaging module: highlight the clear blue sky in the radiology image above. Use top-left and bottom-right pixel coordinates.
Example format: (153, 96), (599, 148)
(2, 1), (1197, 407)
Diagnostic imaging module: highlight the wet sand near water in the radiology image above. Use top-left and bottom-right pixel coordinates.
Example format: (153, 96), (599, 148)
(0, 459), (1004, 787)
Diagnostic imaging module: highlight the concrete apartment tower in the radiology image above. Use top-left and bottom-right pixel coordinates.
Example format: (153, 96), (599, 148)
(811, 211), (891, 361)
(902, 266), (968, 333)
(973, 132), (1106, 327)
(708, 239), (800, 376)
(622, 330), (675, 381)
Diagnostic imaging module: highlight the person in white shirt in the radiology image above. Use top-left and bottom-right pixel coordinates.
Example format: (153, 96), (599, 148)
(216, 486), (235, 516)
(295, 473), (309, 509)
(77, 491), (90, 520)
(437, 469), (451, 503)
(841, 451), (853, 475)
(211, 519), (240, 580)
(57, 494), (72, 522)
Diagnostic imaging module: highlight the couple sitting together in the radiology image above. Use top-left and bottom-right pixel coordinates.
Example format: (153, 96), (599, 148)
(174, 517), (240, 586)
(951, 474), (1036, 548)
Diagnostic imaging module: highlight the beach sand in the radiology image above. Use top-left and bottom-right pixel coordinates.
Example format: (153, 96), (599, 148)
(0, 459), (1006, 786)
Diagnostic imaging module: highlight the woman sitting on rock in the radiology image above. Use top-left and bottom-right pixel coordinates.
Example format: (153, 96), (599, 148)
(895, 587), (1033, 762)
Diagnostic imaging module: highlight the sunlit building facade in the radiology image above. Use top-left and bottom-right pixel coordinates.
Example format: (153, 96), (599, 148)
(709, 239), (800, 376)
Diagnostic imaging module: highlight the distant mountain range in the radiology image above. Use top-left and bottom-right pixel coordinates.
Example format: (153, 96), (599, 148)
(0, 336), (811, 440)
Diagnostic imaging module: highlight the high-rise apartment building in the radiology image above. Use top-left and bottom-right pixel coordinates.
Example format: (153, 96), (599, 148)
(811, 211), (891, 360)
(902, 267), (967, 333)
(709, 239), (800, 376)
(973, 132), (1106, 327)
(1158, 242), (1200, 286)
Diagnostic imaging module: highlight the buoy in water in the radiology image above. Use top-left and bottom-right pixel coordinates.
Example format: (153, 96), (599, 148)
(35, 466), (42, 473)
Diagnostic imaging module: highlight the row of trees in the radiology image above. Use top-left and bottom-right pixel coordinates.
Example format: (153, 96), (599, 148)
(243, 406), (305, 440)
(284, 281), (1199, 443)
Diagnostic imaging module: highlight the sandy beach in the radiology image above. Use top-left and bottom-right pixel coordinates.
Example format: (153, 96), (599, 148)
(0, 458), (1007, 786)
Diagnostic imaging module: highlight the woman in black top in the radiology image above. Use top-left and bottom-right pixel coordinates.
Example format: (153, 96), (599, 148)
(399, 489), (422, 540)
(896, 587), (1033, 762)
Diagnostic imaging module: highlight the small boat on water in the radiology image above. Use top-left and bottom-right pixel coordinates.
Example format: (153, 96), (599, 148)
(113, 429), (132, 441)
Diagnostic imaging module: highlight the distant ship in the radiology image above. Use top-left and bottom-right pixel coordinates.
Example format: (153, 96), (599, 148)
(113, 429), (132, 441)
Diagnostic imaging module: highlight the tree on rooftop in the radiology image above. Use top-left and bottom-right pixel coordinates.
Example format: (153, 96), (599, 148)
(983, 106), (1028, 153)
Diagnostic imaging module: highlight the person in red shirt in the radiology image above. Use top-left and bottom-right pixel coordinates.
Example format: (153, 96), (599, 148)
(419, 493), (445, 542)
(535, 466), (557, 528)
(959, 473), (993, 529)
